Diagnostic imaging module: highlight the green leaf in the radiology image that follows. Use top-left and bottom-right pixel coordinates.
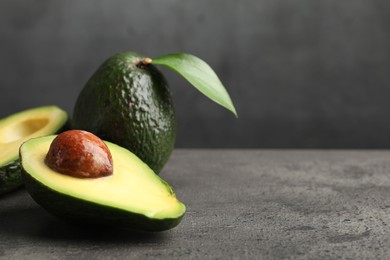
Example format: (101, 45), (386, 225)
(152, 53), (237, 117)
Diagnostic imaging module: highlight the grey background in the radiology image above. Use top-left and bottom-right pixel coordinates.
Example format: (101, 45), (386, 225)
(1, 0), (390, 148)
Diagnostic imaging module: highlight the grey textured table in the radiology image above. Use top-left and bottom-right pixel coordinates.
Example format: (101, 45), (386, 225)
(1, 150), (389, 259)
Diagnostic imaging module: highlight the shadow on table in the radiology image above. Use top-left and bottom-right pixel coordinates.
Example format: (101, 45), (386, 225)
(0, 201), (167, 244)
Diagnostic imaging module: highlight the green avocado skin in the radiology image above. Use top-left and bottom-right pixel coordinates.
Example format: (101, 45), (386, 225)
(0, 160), (22, 195)
(22, 169), (184, 232)
(72, 52), (176, 174)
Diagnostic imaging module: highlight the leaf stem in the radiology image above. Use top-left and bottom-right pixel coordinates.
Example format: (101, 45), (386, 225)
(137, 57), (153, 68)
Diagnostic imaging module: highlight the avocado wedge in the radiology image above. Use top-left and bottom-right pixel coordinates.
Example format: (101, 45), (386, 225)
(20, 135), (186, 232)
(0, 106), (68, 194)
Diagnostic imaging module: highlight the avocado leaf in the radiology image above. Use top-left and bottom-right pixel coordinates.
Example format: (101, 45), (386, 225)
(152, 53), (237, 117)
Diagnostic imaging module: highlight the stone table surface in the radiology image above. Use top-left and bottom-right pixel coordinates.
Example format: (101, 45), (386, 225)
(1, 150), (389, 259)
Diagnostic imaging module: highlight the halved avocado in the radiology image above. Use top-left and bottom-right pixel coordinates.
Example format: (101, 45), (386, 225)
(20, 135), (186, 232)
(0, 106), (68, 194)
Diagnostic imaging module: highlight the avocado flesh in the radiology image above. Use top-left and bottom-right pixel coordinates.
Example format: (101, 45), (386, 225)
(0, 106), (68, 194)
(20, 136), (185, 231)
(73, 52), (176, 174)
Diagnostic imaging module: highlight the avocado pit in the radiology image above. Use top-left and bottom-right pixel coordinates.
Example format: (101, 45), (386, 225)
(45, 130), (113, 178)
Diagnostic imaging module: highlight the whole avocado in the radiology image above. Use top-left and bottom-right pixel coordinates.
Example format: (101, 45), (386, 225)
(72, 52), (175, 174)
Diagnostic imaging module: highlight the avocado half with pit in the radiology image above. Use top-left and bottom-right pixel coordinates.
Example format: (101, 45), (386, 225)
(0, 106), (68, 194)
(20, 135), (186, 232)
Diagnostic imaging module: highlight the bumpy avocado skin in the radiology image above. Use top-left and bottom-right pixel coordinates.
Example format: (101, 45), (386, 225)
(73, 52), (176, 174)
(0, 160), (22, 195)
(22, 168), (184, 232)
